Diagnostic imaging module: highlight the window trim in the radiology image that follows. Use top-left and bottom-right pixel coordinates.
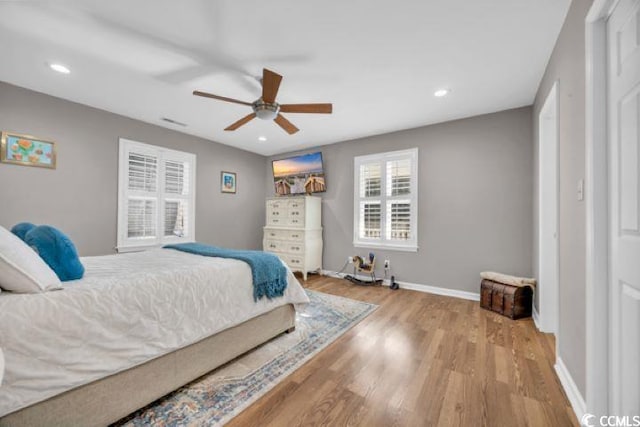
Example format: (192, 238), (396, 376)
(117, 138), (197, 252)
(353, 148), (418, 252)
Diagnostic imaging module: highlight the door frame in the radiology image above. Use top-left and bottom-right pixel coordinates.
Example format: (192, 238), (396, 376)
(585, 0), (619, 417)
(537, 81), (560, 337)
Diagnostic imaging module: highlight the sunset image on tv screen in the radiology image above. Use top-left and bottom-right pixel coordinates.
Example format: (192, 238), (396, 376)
(272, 152), (325, 195)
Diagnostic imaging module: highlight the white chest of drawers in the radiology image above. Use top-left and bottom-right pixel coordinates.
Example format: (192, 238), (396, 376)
(263, 196), (322, 280)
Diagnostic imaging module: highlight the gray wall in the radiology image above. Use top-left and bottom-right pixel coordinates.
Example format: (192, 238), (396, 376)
(267, 107), (533, 294)
(532, 0), (592, 397)
(0, 82), (266, 256)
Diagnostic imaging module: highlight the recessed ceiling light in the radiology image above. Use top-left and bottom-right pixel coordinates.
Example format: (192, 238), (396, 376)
(258, 136), (267, 142)
(49, 63), (70, 74)
(434, 88), (449, 97)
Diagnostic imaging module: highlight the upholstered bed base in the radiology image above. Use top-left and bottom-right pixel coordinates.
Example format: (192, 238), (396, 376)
(0, 304), (296, 427)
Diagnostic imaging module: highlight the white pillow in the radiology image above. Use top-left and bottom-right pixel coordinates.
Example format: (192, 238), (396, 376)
(0, 225), (61, 293)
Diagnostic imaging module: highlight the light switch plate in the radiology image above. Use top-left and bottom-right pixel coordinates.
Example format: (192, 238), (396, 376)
(577, 179), (584, 201)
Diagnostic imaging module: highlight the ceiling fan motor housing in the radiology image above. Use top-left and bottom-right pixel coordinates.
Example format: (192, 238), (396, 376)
(252, 99), (280, 120)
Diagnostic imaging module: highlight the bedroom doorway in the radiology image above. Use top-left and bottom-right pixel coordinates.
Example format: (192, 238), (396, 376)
(538, 81), (559, 336)
(586, 0), (640, 416)
(605, 0), (640, 415)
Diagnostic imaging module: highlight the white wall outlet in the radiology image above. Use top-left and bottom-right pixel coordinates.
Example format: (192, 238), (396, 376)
(347, 256), (353, 264)
(384, 259), (390, 269)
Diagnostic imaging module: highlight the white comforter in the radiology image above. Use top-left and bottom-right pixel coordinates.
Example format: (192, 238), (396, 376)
(0, 249), (309, 416)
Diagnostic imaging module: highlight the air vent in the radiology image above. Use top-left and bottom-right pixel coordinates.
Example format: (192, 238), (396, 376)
(161, 117), (187, 127)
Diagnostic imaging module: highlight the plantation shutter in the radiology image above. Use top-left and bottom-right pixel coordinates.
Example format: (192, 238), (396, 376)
(164, 160), (187, 194)
(354, 148), (418, 251)
(386, 200), (411, 240)
(126, 151), (158, 240)
(360, 201), (382, 238)
(360, 162), (381, 198)
(386, 158), (411, 197)
(163, 159), (190, 238)
(358, 162), (382, 239)
(118, 139), (196, 251)
(386, 158), (412, 241)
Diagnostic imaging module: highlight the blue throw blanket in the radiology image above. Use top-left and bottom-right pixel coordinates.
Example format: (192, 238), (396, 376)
(164, 243), (288, 301)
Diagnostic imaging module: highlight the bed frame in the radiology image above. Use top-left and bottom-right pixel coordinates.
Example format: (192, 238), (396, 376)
(0, 304), (295, 427)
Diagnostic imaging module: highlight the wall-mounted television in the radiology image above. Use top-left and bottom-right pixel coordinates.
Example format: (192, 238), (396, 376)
(272, 152), (326, 196)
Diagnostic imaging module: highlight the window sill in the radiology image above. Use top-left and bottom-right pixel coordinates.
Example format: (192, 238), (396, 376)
(353, 241), (418, 253)
(116, 244), (161, 253)
(116, 239), (194, 253)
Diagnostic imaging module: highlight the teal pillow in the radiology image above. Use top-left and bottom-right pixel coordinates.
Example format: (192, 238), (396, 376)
(10, 222), (36, 241)
(25, 225), (84, 281)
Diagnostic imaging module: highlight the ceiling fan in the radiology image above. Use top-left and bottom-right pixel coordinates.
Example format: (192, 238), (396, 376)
(193, 68), (332, 135)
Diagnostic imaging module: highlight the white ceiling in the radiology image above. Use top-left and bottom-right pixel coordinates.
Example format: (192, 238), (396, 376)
(0, 0), (570, 156)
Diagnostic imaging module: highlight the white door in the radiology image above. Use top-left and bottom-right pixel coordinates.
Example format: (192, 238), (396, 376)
(538, 82), (559, 334)
(608, 0), (640, 415)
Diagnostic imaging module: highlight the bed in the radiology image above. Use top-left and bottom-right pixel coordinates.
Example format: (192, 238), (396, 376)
(0, 248), (310, 426)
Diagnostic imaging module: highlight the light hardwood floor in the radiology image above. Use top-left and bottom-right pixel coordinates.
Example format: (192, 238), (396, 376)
(228, 275), (578, 427)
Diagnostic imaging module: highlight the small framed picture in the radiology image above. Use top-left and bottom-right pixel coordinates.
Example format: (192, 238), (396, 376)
(1, 132), (56, 169)
(221, 171), (237, 194)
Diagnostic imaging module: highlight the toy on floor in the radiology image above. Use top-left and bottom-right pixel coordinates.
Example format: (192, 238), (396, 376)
(344, 252), (383, 286)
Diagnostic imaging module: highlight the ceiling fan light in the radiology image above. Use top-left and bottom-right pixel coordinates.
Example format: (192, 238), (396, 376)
(252, 100), (280, 120)
(256, 109), (278, 120)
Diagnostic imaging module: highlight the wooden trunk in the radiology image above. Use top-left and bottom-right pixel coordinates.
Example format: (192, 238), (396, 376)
(480, 279), (532, 320)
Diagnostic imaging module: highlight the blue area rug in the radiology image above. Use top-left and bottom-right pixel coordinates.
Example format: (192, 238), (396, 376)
(114, 290), (377, 427)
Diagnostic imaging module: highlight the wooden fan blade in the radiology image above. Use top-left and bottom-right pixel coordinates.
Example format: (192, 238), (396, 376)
(193, 90), (252, 106)
(225, 113), (256, 131)
(279, 103), (333, 114)
(274, 114), (299, 135)
(262, 68), (283, 103)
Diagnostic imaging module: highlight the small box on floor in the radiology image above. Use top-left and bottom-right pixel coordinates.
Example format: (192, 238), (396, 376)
(480, 279), (533, 320)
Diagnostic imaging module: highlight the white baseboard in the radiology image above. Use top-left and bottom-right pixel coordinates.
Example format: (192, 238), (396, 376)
(532, 306), (541, 330)
(321, 270), (480, 302)
(321, 270), (377, 283)
(397, 280), (480, 301)
(555, 357), (586, 422)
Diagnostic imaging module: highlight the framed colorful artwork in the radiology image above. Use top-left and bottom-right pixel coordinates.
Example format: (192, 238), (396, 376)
(0, 132), (56, 169)
(221, 171), (237, 194)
